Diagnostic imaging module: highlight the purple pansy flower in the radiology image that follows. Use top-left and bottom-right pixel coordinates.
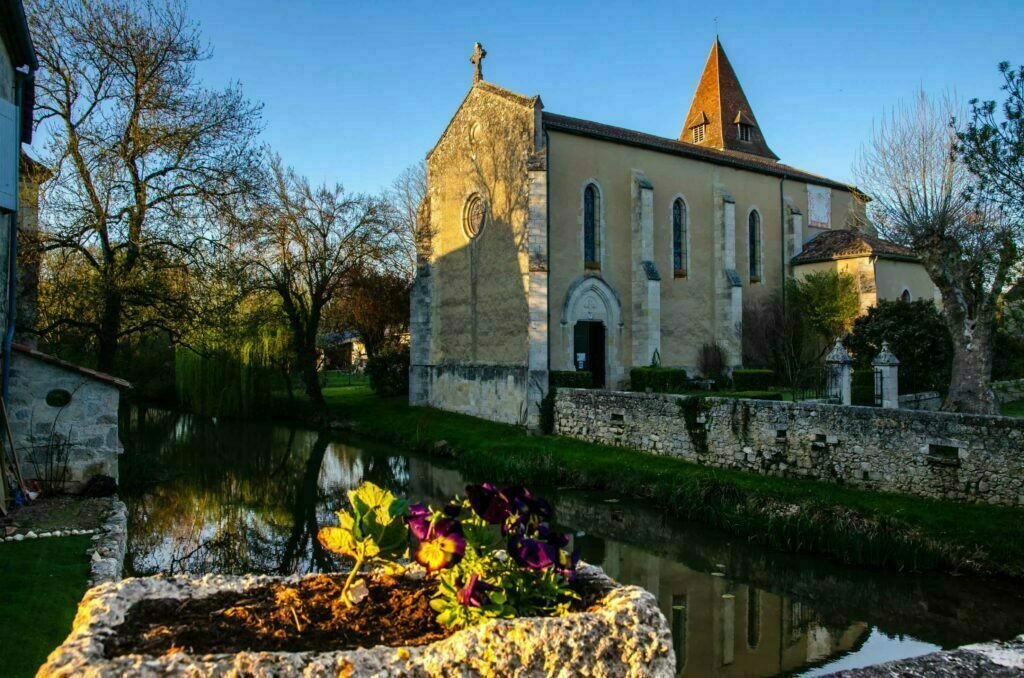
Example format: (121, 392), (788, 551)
(414, 517), (466, 572)
(465, 483), (513, 525)
(406, 502), (432, 540)
(456, 573), (495, 608)
(508, 534), (559, 570)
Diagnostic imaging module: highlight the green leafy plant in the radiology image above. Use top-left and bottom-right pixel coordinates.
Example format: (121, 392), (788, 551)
(318, 482), (410, 605)
(845, 299), (953, 394)
(366, 346), (410, 397)
(319, 481), (580, 625)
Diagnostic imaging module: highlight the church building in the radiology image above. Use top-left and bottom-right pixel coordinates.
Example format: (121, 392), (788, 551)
(410, 39), (937, 428)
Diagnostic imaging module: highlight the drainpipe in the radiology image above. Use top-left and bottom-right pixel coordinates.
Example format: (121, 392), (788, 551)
(544, 129), (551, 375)
(779, 174), (788, 316)
(3, 68), (28, 402)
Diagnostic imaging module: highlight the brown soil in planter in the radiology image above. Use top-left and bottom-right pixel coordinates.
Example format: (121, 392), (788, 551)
(103, 574), (452, 657)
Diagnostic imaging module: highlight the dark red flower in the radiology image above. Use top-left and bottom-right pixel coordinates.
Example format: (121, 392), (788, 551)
(456, 573), (495, 608)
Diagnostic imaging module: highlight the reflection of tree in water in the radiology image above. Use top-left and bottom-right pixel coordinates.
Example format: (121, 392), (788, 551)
(123, 411), (415, 576)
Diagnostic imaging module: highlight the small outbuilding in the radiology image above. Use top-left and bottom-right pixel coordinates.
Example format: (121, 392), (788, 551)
(7, 343), (130, 491)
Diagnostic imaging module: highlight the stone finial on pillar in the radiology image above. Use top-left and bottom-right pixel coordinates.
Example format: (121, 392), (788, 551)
(825, 338), (853, 406)
(470, 42), (487, 83)
(872, 341), (900, 409)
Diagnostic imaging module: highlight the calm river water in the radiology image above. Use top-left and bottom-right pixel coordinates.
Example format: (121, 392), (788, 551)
(120, 407), (1024, 677)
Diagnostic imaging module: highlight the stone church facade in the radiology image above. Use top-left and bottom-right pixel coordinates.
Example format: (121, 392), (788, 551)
(410, 39), (935, 428)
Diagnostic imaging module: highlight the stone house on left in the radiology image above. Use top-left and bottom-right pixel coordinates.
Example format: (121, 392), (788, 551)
(1, 0), (128, 493)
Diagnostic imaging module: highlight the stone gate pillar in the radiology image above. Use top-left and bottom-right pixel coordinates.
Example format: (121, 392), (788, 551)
(825, 338), (853, 406)
(872, 341), (900, 409)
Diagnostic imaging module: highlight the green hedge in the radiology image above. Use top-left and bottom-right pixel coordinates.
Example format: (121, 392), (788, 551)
(727, 390), (784, 401)
(550, 370), (593, 388)
(732, 369), (774, 390)
(631, 367), (689, 393)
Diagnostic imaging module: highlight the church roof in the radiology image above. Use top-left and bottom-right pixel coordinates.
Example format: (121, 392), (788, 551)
(791, 229), (919, 265)
(680, 38), (778, 160)
(543, 112), (855, 192)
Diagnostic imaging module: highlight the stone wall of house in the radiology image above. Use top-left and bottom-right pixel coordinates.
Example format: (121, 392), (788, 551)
(8, 353), (122, 487)
(993, 378), (1024, 405)
(554, 389), (1024, 506)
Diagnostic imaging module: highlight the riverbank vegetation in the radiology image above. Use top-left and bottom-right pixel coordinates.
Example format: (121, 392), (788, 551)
(320, 387), (1024, 579)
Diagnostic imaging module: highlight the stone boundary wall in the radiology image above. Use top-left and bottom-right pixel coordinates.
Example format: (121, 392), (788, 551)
(554, 389), (1024, 506)
(993, 378), (1024, 405)
(897, 391), (942, 411)
(88, 498), (128, 586)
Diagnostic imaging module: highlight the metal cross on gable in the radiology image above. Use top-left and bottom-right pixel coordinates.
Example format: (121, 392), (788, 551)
(470, 42), (487, 83)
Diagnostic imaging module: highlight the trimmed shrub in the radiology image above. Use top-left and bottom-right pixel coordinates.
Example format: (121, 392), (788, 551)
(631, 367), (689, 394)
(366, 346), (410, 397)
(728, 390), (784, 401)
(732, 369), (774, 391)
(549, 370), (592, 388)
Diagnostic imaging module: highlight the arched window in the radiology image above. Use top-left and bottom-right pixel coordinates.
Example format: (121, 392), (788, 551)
(900, 289), (912, 302)
(748, 209), (762, 282)
(584, 183), (600, 267)
(672, 198), (688, 276)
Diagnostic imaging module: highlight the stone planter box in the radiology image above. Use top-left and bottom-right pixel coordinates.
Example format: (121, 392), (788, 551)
(40, 565), (674, 676)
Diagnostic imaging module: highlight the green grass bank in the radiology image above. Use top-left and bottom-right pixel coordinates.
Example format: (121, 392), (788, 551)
(0, 536), (93, 678)
(323, 386), (1024, 579)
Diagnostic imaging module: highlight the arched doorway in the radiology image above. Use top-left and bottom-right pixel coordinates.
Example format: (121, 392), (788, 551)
(561, 275), (624, 389)
(573, 320), (606, 387)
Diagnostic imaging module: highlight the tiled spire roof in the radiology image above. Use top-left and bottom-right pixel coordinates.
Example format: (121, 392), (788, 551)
(680, 37), (779, 160)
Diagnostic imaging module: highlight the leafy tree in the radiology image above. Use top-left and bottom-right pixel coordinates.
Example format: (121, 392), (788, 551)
(846, 300), (954, 394)
(786, 270), (861, 350)
(28, 0), (263, 371)
(957, 63), (1024, 226)
(855, 90), (1020, 414)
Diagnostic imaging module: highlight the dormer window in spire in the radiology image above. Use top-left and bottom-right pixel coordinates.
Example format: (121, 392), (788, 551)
(689, 111), (710, 145)
(735, 111), (755, 144)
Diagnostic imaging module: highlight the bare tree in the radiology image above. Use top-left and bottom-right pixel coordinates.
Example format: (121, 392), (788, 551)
(387, 161), (427, 278)
(855, 92), (1019, 413)
(233, 157), (399, 419)
(28, 0), (263, 371)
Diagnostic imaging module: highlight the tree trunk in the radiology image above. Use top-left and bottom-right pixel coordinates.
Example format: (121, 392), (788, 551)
(943, 313), (999, 415)
(297, 340), (326, 421)
(97, 289), (123, 373)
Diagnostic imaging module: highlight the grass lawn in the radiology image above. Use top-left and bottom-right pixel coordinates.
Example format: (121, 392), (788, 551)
(1001, 400), (1024, 418)
(0, 535), (93, 677)
(324, 386), (1024, 578)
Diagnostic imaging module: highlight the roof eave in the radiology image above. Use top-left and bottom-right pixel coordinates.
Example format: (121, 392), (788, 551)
(544, 114), (853, 192)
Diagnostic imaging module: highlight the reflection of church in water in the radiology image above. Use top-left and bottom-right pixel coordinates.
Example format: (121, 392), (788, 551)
(586, 537), (868, 677)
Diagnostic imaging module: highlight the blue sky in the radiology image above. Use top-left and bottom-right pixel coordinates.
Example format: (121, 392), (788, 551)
(180, 0), (1019, 195)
